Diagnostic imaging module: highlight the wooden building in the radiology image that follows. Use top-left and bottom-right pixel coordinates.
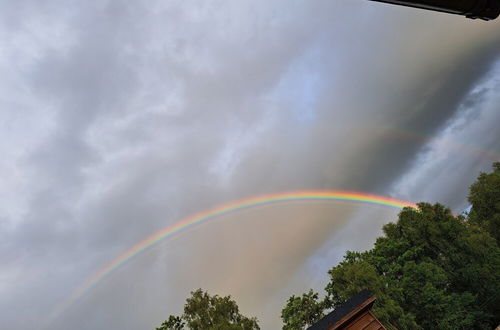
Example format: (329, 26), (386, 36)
(308, 290), (386, 330)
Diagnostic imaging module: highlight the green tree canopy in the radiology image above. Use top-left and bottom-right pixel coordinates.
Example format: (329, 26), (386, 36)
(281, 289), (325, 330)
(156, 289), (260, 330)
(282, 163), (500, 329)
(468, 162), (500, 243)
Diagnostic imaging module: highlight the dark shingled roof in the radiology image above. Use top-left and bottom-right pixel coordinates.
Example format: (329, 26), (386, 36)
(307, 290), (374, 330)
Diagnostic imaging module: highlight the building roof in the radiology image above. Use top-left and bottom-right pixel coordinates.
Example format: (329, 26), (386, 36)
(307, 290), (376, 330)
(368, 0), (500, 21)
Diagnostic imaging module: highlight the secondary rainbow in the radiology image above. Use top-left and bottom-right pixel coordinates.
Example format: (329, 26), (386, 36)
(49, 190), (416, 323)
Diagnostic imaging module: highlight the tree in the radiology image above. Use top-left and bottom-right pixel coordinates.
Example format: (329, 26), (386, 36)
(325, 258), (418, 330)
(282, 164), (500, 329)
(157, 316), (185, 330)
(281, 290), (325, 330)
(368, 203), (499, 328)
(156, 289), (260, 330)
(468, 162), (500, 243)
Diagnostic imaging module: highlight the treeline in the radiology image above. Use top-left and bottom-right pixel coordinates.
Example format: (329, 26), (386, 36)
(157, 163), (500, 330)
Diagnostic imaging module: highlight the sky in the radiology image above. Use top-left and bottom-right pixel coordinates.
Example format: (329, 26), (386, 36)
(1, 1), (500, 329)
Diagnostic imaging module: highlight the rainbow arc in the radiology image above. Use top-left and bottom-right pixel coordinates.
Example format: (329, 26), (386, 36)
(48, 190), (416, 324)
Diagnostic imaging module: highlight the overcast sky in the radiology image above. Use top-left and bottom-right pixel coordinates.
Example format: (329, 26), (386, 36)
(1, 1), (500, 329)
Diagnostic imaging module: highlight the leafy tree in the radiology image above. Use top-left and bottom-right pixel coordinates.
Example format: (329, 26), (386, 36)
(282, 164), (500, 329)
(369, 203), (500, 329)
(468, 162), (500, 243)
(281, 289), (325, 330)
(325, 258), (418, 330)
(157, 289), (260, 330)
(157, 315), (185, 330)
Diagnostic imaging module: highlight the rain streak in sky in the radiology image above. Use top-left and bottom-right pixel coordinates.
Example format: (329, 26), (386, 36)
(1, 1), (500, 329)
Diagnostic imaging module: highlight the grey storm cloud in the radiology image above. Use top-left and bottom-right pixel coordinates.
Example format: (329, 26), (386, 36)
(0, 1), (499, 329)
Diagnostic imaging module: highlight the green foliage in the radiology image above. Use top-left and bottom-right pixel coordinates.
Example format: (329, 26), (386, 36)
(379, 203), (500, 329)
(157, 289), (259, 330)
(468, 162), (500, 242)
(281, 290), (325, 330)
(157, 315), (185, 330)
(281, 164), (500, 330)
(325, 259), (418, 330)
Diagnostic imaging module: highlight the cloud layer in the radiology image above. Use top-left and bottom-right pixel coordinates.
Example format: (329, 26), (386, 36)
(1, 1), (499, 329)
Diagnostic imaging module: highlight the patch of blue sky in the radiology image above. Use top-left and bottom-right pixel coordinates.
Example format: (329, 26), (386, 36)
(271, 45), (324, 124)
(295, 72), (319, 123)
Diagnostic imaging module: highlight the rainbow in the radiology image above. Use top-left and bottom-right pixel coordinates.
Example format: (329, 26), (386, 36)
(48, 190), (416, 324)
